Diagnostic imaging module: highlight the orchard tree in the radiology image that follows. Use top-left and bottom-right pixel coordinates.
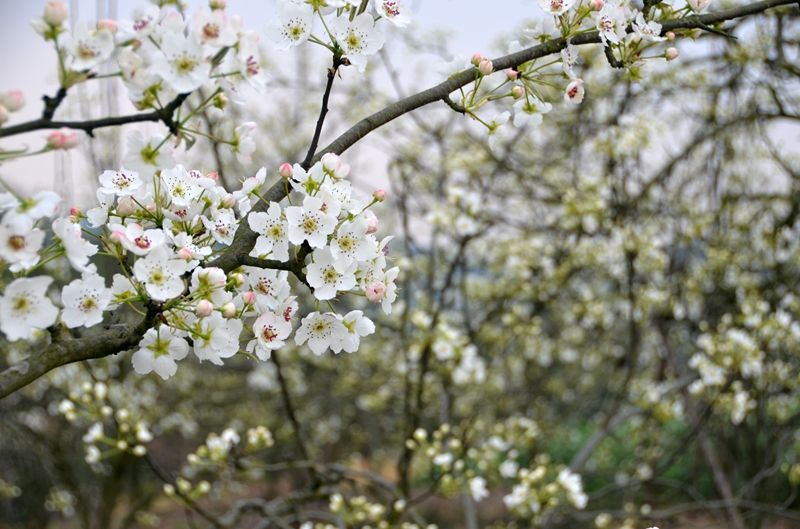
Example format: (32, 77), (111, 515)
(0, 0), (798, 528)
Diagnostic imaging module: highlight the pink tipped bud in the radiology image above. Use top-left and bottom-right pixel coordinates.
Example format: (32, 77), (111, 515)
(470, 53), (484, 66)
(591, 0), (604, 10)
(221, 302), (237, 318)
(222, 193), (236, 209)
(321, 153), (341, 173)
(207, 171), (219, 181)
(200, 267), (227, 286)
(365, 211), (379, 234)
(229, 272), (245, 287)
(68, 206), (81, 220)
(116, 197), (136, 216)
(109, 230), (124, 243)
(366, 282), (386, 303)
(665, 47), (679, 61)
(242, 291), (257, 305)
(46, 128), (79, 150)
(279, 163), (293, 178)
(665, 31), (676, 41)
(97, 19), (118, 33)
(0, 90), (25, 112)
(0, 105), (8, 125)
(478, 58), (494, 76)
(195, 300), (214, 317)
(44, 1), (69, 26)
(505, 69), (519, 81)
(372, 189), (386, 202)
(209, 0), (227, 9)
(511, 86), (525, 99)
(177, 247), (193, 261)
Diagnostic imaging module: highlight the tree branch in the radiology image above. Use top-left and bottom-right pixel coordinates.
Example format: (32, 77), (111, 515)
(302, 55), (342, 168)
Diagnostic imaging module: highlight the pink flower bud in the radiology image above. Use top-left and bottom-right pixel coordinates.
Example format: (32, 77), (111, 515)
(505, 69), (519, 81)
(511, 86), (524, 99)
(109, 230), (124, 243)
(0, 104), (8, 125)
(665, 47), (679, 61)
(68, 206), (81, 222)
(242, 291), (257, 305)
(209, 0), (227, 9)
(177, 248), (193, 261)
(478, 58), (494, 76)
(321, 153), (341, 172)
(470, 53), (484, 66)
(222, 193), (236, 209)
(44, 1), (69, 26)
(1, 90), (25, 112)
(229, 272), (245, 287)
(591, 0), (604, 10)
(46, 128), (79, 150)
(365, 211), (379, 234)
(207, 171), (219, 181)
(116, 197), (137, 216)
(195, 300), (214, 317)
(665, 31), (676, 41)
(279, 163), (293, 178)
(200, 267), (227, 286)
(372, 189), (386, 202)
(221, 302), (237, 318)
(96, 19), (118, 33)
(366, 282), (386, 303)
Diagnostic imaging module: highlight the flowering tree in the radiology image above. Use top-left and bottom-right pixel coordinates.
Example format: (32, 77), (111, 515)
(0, 0), (798, 528)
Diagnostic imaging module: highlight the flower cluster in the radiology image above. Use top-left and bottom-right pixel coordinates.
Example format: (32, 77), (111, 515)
(0, 152), (396, 380)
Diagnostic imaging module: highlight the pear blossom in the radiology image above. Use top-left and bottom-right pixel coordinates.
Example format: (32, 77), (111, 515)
(133, 246), (187, 301)
(64, 22), (114, 71)
(192, 312), (243, 365)
(469, 477), (490, 502)
(595, 2), (628, 45)
(132, 325), (190, 380)
(538, 0), (576, 15)
(0, 215), (44, 271)
(376, 0), (411, 27)
(295, 311), (347, 356)
(52, 218), (98, 273)
(631, 12), (665, 42)
(0, 276), (58, 341)
(266, 1), (313, 51)
(331, 217), (376, 264)
(247, 311), (292, 360)
(512, 96), (552, 128)
(564, 78), (585, 104)
(154, 32), (210, 93)
(123, 132), (175, 181)
(246, 267), (291, 310)
(248, 202), (290, 261)
(306, 247), (357, 300)
(201, 208), (238, 246)
(330, 13), (386, 72)
(285, 195), (337, 248)
(191, 9), (238, 48)
(331, 310), (374, 354)
(161, 165), (203, 207)
(688, 0), (712, 12)
(3, 191), (60, 222)
(60, 274), (112, 328)
(110, 223), (166, 256)
(99, 169), (142, 197)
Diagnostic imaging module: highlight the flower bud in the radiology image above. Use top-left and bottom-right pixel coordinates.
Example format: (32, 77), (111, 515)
(221, 302), (237, 318)
(321, 152), (341, 173)
(372, 189), (386, 202)
(132, 445), (147, 456)
(470, 53), (484, 66)
(242, 291), (257, 305)
(0, 104), (8, 125)
(365, 211), (379, 234)
(366, 282), (386, 303)
(665, 47), (679, 61)
(196, 300), (214, 317)
(279, 163), (293, 178)
(478, 58), (494, 76)
(505, 69), (519, 81)
(116, 197), (137, 216)
(591, 0), (604, 10)
(97, 19), (118, 33)
(0, 90), (25, 112)
(210, 0), (227, 9)
(46, 128), (79, 150)
(177, 247), (193, 261)
(44, 1), (68, 26)
(69, 206), (81, 221)
(665, 31), (676, 41)
(222, 193), (236, 209)
(212, 93), (228, 109)
(229, 272), (245, 287)
(207, 171), (219, 181)
(511, 86), (524, 99)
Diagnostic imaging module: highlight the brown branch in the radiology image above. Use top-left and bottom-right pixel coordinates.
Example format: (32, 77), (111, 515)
(302, 55), (343, 168)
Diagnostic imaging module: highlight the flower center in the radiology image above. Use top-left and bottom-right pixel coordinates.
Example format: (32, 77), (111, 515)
(203, 23), (220, 39)
(12, 295), (30, 313)
(174, 54), (198, 75)
(301, 215), (319, 234)
(135, 235), (151, 249)
(7, 235), (25, 251)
